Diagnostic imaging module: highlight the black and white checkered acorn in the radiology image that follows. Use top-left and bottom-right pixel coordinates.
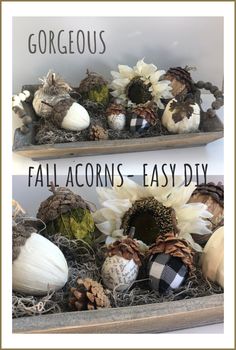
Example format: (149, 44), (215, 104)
(147, 232), (195, 294)
(130, 105), (157, 134)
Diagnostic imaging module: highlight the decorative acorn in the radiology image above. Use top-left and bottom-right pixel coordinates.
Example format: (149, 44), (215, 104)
(41, 98), (90, 131)
(164, 66), (194, 98)
(68, 278), (111, 311)
(13, 221), (68, 296)
(33, 70), (72, 118)
(78, 70), (109, 106)
(101, 228), (144, 292)
(147, 232), (195, 294)
(89, 124), (109, 141)
(162, 98), (200, 133)
(188, 182), (224, 244)
(106, 103), (126, 131)
(130, 105), (157, 134)
(37, 183), (95, 242)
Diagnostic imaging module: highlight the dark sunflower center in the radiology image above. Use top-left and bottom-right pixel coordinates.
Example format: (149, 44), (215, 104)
(126, 77), (152, 104)
(121, 197), (178, 245)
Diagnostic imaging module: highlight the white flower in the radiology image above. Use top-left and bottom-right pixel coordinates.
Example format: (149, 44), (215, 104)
(110, 59), (172, 108)
(93, 177), (212, 252)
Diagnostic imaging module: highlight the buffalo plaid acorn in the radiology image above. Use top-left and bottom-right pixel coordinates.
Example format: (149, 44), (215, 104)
(130, 115), (150, 133)
(147, 232), (195, 293)
(148, 253), (188, 293)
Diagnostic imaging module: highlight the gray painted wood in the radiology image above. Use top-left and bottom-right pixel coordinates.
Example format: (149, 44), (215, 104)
(12, 85), (224, 160)
(13, 294), (223, 334)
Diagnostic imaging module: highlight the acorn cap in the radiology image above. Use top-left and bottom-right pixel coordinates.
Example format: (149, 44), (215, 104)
(107, 234), (144, 267)
(165, 67), (193, 92)
(13, 223), (35, 261)
(132, 105), (157, 126)
(37, 183), (90, 223)
(148, 232), (195, 274)
(106, 103), (125, 117)
(51, 98), (75, 128)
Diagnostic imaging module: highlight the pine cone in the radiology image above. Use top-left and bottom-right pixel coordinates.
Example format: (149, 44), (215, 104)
(68, 278), (111, 311)
(89, 125), (108, 141)
(37, 183), (89, 223)
(148, 232), (195, 274)
(132, 105), (157, 126)
(188, 182), (224, 231)
(107, 237), (144, 266)
(106, 103), (125, 116)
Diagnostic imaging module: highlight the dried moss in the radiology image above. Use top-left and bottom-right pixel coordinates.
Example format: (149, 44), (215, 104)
(35, 98), (169, 145)
(12, 233), (223, 319)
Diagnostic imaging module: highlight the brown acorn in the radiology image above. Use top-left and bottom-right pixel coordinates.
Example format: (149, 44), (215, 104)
(78, 70), (109, 105)
(164, 66), (194, 97)
(89, 124), (108, 141)
(188, 182), (224, 231)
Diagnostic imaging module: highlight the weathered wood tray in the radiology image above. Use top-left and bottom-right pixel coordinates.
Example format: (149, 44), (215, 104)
(13, 85), (224, 160)
(13, 294), (223, 334)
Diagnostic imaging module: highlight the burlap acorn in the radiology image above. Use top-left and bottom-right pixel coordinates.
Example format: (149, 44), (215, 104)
(68, 278), (111, 311)
(164, 67), (194, 97)
(89, 125), (108, 141)
(188, 182), (224, 231)
(37, 183), (94, 240)
(148, 232), (195, 274)
(107, 236), (144, 267)
(132, 105), (157, 126)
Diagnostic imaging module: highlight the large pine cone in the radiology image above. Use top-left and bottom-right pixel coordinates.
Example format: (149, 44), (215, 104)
(106, 103), (125, 116)
(132, 105), (157, 126)
(148, 232), (195, 274)
(89, 125), (108, 141)
(69, 278), (111, 311)
(37, 184), (89, 223)
(107, 237), (144, 267)
(188, 182), (224, 231)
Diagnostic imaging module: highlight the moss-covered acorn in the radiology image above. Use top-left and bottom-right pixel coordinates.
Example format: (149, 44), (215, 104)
(37, 183), (95, 242)
(78, 70), (109, 106)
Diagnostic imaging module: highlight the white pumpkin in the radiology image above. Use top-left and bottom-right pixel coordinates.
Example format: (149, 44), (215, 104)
(162, 98), (200, 133)
(200, 226), (224, 288)
(13, 233), (68, 295)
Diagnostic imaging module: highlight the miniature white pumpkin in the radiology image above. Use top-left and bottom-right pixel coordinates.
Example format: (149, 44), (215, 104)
(162, 98), (200, 133)
(101, 255), (139, 292)
(200, 226), (224, 288)
(13, 233), (69, 295)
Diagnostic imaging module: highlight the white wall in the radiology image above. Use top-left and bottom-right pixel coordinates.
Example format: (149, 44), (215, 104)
(13, 16), (223, 93)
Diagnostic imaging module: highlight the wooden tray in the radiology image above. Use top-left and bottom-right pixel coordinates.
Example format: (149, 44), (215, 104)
(13, 294), (223, 334)
(12, 85), (224, 160)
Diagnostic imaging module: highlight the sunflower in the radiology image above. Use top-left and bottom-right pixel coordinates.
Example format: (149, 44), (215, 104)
(93, 177), (212, 252)
(110, 59), (173, 108)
